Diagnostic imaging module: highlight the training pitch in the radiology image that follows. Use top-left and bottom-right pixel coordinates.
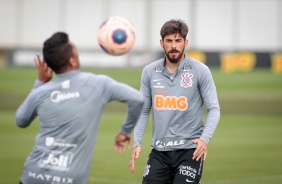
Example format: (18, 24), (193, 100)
(0, 67), (282, 184)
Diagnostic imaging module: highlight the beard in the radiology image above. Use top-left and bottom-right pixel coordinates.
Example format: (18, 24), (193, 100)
(165, 47), (185, 63)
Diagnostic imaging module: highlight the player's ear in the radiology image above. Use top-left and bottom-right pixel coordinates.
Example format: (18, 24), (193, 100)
(69, 57), (77, 68)
(160, 39), (164, 48)
(185, 39), (188, 48)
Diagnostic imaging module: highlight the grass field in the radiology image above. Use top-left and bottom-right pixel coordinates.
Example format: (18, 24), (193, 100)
(0, 67), (282, 184)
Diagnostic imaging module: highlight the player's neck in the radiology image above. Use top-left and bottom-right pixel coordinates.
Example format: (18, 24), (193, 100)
(165, 60), (179, 74)
(165, 55), (185, 74)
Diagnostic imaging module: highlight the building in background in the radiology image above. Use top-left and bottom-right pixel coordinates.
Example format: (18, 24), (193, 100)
(0, 0), (281, 72)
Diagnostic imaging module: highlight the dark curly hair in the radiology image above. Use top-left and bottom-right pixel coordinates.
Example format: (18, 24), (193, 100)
(160, 19), (189, 40)
(43, 32), (73, 73)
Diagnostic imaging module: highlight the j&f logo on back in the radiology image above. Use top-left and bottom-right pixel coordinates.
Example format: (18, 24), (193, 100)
(154, 95), (188, 111)
(38, 150), (73, 171)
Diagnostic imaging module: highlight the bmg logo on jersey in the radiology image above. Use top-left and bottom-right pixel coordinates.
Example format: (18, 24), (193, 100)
(38, 150), (73, 171)
(154, 95), (188, 111)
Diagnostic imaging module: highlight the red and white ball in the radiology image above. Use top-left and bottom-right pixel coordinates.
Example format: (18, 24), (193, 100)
(97, 16), (136, 56)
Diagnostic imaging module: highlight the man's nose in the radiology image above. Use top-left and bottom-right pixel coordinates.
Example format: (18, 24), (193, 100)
(171, 41), (177, 48)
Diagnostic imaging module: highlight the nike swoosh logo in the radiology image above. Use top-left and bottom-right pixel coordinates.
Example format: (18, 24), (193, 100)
(153, 79), (162, 82)
(186, 179), (194, 183)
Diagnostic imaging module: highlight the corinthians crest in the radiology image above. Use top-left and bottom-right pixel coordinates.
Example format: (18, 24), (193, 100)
(180, 72), (193, 88)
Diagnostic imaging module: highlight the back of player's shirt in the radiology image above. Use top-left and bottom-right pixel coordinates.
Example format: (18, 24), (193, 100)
(16, 70), (144, 184)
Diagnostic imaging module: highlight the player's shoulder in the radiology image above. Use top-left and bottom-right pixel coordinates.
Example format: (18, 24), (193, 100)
(77, 71), (96, 78)
(187, 57), (213, 82)
(188, 57), (210, 74)
(188, 57), (208, 69)
(143, 58), (165, 72)
(27, 81), (55, 100)
(79, 71), (115, 85)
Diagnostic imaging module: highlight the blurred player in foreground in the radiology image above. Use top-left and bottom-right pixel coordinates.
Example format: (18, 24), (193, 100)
(15, 32), (144, 184)
(128, 19), (220, 184)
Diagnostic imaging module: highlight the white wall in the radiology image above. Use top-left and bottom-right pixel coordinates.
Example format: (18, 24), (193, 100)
(0, 0), (281, 51)
(194, 0), (235, 50)
(238, 0), (279, 51)
(0, 0), (18, 47)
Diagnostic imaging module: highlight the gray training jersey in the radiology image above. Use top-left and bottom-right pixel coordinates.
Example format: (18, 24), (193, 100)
(15, 70), (144, 184)
(133, 56), (220, 151)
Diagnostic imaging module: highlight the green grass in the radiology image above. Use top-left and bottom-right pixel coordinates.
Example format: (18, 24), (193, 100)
(0, 67), (282, 184)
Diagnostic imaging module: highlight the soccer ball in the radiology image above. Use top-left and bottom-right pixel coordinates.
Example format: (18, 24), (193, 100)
(97, 16), (136, 56)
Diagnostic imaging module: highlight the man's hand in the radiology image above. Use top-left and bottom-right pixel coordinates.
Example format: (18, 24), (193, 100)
(128, 146), (141, 173)
(192, 139), (207, 161)
(34, 53), (53, 83)
(114, 133), (131, 154)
